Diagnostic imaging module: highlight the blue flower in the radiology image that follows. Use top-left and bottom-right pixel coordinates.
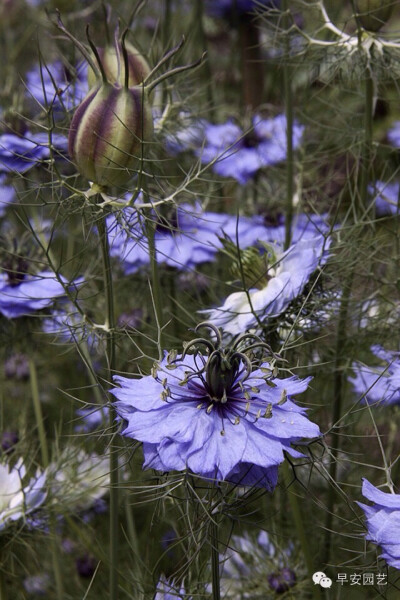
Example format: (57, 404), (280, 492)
(387, 121), (400, 148)
(0, 176), (15, 217)
(154, 575), (188, 599)
(74, 406), (110, 433)
(42, 303), (98, 349)
(357, 478), (400, 569)
(368, 181), (399, 216)
(205, 0), (279, 19)
(171, 115), (304, 184)
(349, 345), (400, 406)
(0, 131), (68, 174)
(25, 60), (88, 115)
(0, 270), (81, 319)
(111, 325), (320, 489)
(107, 201), (277, 274)
(202, 231), (330, 336)
(23, 573), (50, 596)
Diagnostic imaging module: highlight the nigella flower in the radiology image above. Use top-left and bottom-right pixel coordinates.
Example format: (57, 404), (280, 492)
(107, 200), (275, 274)
(205, 0), (279, 19)
(218, 530), (297, 597)
(387, 121), (400, 148)
(154, 574), (188, 600)
(0, 175), (15, 217)
(42, 303), (98, 349)
(357, 478), (400, 569)
(349, 345), (400, 406)
(0, 131), (68, 174)
(0, 270), (81, 319)
(112, 324), (320, 489)
(23, 573), (51, 596)
(0, 458), (47, 532)
(49, 448), (110, 512)
(202, 232), (330, 336)
(74, 406), (109, 433)
(25, 60), (88, 115)
(368, 181), (399, 217)
(172, 115), (304, 185)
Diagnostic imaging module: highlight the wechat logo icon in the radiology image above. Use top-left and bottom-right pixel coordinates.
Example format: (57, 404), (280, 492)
(313, 572), (332, 589)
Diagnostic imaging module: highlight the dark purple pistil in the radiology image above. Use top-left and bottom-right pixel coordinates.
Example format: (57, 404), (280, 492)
(3, 255), (29, 286)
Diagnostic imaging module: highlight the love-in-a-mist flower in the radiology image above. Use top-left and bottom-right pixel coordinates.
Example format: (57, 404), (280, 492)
(25, 60), (88, 115)
(368, 181), (399, 217)
(357, 478), (400, 569)
(0, 132), (68, 174)
(0, 267), (81, 319)
(202, 232), (330, 336)
(0, 458), (47, 532)
(205, 0), (279, 19)
(219, 530), (297, 597)
(112, 324), (320, 489)
(107, 200), (276, 274)
(154, 575), (188, 600)
(349, 345), (400, 406)
(172, 115), (304, 185)
(49, 448), (110, 512)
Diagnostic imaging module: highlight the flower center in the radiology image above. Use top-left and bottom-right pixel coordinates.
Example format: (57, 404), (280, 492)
(3, 255), (29, 287)
(205, 351), (241, 403)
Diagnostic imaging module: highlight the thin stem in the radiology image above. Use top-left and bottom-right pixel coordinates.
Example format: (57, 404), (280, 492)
(360, 72), (374, 215)
(210, 520), (221, 600)
(96, 207), (119, 600)
(282, 462), (321, 600)
(29, 358), (64, 600)
(283, 0), (294, 250)
(322, 270), (354, 565)
(29, 357), (49, 467)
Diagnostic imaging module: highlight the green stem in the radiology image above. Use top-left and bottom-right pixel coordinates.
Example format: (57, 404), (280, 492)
(282, 462), (321, 600)
(360, 73), (374, 215)
(29, 357), (49, 467)
(96, 209), (119, 600)
(283, 0), (294, 250)
(210, 520), (221, 600)
(145, 210), (164, 354)
(322, 270), (354, 565)
(29, 358), (64, 599)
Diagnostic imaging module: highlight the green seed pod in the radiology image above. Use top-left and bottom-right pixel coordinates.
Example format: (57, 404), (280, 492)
(68, 82), (153, 188)
(355, 0), (394, 32)
(87, 40), (151, 88)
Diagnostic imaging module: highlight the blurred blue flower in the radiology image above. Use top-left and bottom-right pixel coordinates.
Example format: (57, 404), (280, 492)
(357, 478), (400, 569)
(0, 271), (81, 319)
(387, 121), (400, 148)
(349, 345), (400, 406)
(74, 406), (110, 433)
(23, 573), (50, 596)
(25, 60), (88, 115)
(170, 115), (304, 184)
(202, 231), (330, 336)
(112, 327), (320, 489)
(368, 181), (399, 216)
(107, 201), (278, 274)
(154, 575), (188, 599)
(206, 0), (279, 19)
(42, 303), (99, 350)
(0, 131), (68, 174)
(0, 176), (15, 217)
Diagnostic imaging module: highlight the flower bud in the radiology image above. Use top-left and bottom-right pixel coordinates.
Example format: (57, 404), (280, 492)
(355, 0), (394, 32)
(87, 40), (151, 88)
(68, 82), (153, 188)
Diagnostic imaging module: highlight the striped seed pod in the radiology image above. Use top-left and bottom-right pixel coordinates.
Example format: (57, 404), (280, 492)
(355, 0), (394, 32)
(87, 40), (151, 89)
(68, 82), (153, 188)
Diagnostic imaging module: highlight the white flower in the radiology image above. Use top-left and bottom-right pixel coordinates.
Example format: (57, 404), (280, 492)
(0, 458), (47, 532)
(49, 449), (109, 512)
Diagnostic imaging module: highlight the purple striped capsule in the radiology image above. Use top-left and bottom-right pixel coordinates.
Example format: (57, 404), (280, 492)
(87, 41), (151, 89)
(68, 82), (153, 189)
